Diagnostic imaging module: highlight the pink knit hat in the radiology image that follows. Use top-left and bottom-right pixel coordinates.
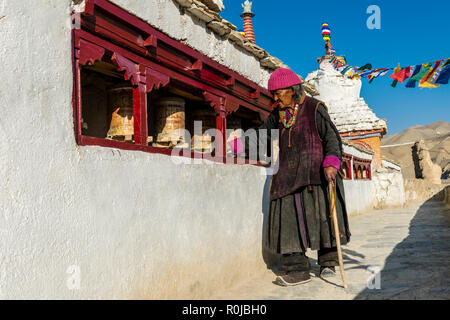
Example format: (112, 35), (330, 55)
(268, 68), (303, 91)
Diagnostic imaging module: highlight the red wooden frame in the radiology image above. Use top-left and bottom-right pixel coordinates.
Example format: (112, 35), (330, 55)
(340, 153), (372, 181)
(71, 0), (275, 166)
(352, 157), (372, 180)
(76, 0), (273, 114)
(341, 154), (352, 180)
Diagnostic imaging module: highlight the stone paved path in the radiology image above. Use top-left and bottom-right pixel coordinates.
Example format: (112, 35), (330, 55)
(212, 201), (450, 300)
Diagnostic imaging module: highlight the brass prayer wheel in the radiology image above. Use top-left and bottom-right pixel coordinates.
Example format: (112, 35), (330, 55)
(191, 108), (216, 153)
(107, 85), (134, 140)
(154, 97), (186, 148)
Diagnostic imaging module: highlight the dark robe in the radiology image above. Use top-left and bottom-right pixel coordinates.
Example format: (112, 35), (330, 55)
(245, 94), (351, 254)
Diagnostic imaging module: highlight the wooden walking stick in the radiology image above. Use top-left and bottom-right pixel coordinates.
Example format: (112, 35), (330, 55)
(328, 179), (347, 289)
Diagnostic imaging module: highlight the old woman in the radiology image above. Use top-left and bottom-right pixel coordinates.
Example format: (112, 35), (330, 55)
(233, 68), (351, 286)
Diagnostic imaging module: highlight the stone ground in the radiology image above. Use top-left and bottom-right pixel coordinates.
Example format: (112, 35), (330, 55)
(211, 200), (450, 300)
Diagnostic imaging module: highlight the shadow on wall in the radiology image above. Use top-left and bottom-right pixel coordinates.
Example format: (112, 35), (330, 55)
(354, 189), (450, 299)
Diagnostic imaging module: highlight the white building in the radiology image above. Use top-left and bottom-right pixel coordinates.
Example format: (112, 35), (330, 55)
(0, 0), (404, 299)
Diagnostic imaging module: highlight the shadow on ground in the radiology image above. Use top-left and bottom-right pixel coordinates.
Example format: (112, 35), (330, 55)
(355, 190), (450, 299)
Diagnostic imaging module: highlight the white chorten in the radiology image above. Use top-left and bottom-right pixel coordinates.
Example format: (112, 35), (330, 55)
(305, 58), (387, 135)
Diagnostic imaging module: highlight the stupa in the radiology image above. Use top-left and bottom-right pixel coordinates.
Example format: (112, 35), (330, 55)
(305, 56), (387, 166)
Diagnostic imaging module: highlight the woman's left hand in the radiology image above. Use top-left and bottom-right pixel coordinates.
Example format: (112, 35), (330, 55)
(324, 166), (337, 182)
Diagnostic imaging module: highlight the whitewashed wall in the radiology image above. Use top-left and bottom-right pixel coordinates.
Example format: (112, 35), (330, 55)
(372, 171), (405, 208)
(0, 0), (276, 299)
(0, 0), (403, 299)
(343, 180), (376, 216)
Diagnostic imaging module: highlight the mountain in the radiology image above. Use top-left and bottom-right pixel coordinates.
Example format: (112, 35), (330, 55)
(381, 121), (450, 179)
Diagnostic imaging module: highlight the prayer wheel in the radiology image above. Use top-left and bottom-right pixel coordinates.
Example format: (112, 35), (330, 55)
(107, 85), (134, 141)
(154, 97), (186, 148)
(191, 108), (216, 153)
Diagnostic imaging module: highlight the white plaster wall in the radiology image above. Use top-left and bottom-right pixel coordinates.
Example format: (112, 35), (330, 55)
(343, 180), (376, 216)
(343, 144), (373, 161)
(372, 170), (406, 208)
(382, 160), (401, 171)
(0, 0), (274, 299)
(0, 0), (391, 299)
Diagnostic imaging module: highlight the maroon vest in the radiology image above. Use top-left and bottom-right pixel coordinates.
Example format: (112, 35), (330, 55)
(270, 95), (326, 200)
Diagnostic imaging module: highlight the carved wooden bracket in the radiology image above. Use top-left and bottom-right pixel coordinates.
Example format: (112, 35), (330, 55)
(250, 90), (260, 100)
(224, 97), (240, 116)
(203, 92), (225, 114)
(78, 39), (105, 66)
(146, 67), (170, 92)
(191, 60), (203, 72)
(111, 53), (141, 86)
(144, 34), (158, 49)
(225, 77), (235, 87)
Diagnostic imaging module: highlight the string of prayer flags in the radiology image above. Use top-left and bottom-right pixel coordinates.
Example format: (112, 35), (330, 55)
(368, 68), (392, 83)
(329, 56), (450, 88)
(319, 24), (448, 88)
(348, 63), (372, 79)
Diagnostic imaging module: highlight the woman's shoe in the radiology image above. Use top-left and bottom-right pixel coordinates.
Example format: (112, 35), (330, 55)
(274, 271), (311, 286)
(319, 266), (336, 278)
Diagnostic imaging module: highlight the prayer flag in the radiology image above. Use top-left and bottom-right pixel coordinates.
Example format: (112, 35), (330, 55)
(340, 66), (352, 74)
(420, 60), (443, 84)
(410, 63), (432, 81)
(369, 68), (391, 81)
(357, 63), (372, 71)
(391, 63), (401, 87)
(359, 70), (374, 78)
(389, 66), (412, 83)
(406, 65), (422, 88)
(433, 58), (450, 84)
(419, 80), (440, 88)
(347, 67), (361, 78)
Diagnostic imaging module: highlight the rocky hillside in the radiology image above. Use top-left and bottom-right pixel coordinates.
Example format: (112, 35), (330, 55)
(381, 121), (450, 179)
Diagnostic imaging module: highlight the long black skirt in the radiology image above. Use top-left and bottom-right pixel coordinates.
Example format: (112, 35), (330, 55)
(264, 175), (351, 254)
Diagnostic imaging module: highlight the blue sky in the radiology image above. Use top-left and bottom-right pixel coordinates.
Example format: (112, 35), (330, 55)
(220, 0), (450, 135)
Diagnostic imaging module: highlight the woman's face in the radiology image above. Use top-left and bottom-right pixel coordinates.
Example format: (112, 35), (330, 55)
(273, 88), (294, 109)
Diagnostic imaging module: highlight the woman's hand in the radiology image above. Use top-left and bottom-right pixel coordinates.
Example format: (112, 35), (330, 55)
(324, 166), (337, 182)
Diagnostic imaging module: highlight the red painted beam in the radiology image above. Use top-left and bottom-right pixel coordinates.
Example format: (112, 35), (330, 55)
(81, 15), (273, 110)
(83, 0), (273, 101)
